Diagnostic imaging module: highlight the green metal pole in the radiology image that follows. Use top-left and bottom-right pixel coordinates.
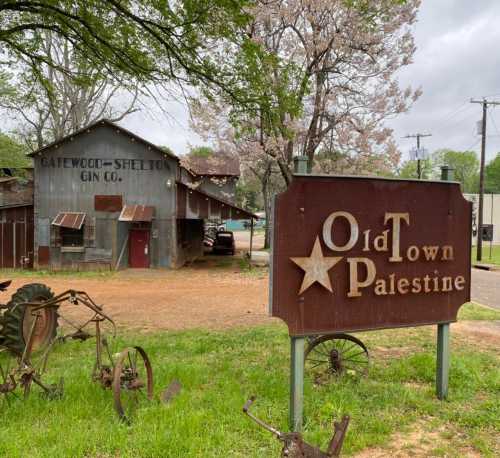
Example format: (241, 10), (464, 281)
(290, 336), (305, 431)
(436, 165), (453, 400)
(289, 155), (308, 431)
(436, 323), (449, 399)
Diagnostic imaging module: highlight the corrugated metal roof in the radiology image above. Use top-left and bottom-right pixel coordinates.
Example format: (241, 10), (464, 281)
(52, 212), (86, 230)
(118, 205), (154, 222)
(28, 119), (178, 161)
(180, 152), (240, 177)
(176, 182), (257, 220)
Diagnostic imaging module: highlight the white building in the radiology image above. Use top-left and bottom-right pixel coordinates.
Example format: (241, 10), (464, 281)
(464, 193), (500, 245)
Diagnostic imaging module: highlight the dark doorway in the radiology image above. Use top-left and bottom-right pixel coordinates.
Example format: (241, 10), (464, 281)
(129, 229), (150, 268)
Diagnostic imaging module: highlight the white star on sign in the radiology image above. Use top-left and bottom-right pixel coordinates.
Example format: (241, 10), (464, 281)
(290, 236), (342, 295)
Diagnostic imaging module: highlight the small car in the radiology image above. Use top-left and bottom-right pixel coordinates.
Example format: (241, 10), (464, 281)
(212, 231), (235, 255)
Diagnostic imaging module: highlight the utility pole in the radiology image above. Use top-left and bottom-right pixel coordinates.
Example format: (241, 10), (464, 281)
(470, 98), (500, 261)
(404, 133), (432, 178)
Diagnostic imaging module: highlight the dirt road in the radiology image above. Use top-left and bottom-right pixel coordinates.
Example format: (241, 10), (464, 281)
(7, 261), (273, 332)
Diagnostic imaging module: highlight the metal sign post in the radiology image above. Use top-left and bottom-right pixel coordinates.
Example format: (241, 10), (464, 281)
(436, 165), (454, 399)
(290, 335), (305, 431)
(436, 323), (450, 399)
(289, 156), (308, 431)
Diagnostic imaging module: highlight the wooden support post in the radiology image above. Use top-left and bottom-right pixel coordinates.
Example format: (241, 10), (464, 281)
(436, 323), (450, 399)
(290, 336), (305, 431)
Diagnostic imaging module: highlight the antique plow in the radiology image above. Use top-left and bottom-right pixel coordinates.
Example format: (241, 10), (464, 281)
(0, 289), (154, 422)
(243, 396), (349, 457)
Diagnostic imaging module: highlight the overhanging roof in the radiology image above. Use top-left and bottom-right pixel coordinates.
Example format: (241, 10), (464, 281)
(119, 205), (154, 222)
(176, 182), (257, 220)
(52, 212), (86, 230)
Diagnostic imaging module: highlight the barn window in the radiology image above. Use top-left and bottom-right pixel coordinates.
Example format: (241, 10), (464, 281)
(51, 212), (87, 249)
(60, 227), (84, 247)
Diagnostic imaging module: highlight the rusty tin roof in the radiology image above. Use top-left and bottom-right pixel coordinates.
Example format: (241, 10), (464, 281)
(52, 212), (86, 230)
(118, 205), (154, 222)
(181, 152), (240, 177)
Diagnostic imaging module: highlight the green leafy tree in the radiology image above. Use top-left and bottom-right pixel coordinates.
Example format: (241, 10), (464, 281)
(0, 1), (252, 93)
(485, 154), (500, 194)
(398, 149), (479, 192)
(0, 132), (31, 171)
(398, 159), (433, 180)
(235, 175), (261, 213)
(434, 149), (479, 193)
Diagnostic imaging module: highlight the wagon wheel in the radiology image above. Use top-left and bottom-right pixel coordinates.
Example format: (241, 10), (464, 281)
(305, 334), (369, 380)
(112, 346), (153, 422)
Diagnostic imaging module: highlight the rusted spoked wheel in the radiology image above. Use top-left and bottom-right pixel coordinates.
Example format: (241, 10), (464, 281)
(112, 346), (153, 422)
(305, 334), (369, 379)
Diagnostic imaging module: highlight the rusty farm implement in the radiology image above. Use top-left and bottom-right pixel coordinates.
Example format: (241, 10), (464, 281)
(0, 284), (154, 422)
(243, 396), (349, 457)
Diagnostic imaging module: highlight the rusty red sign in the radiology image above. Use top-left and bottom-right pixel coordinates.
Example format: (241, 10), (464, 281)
(271, 176), (472, 336)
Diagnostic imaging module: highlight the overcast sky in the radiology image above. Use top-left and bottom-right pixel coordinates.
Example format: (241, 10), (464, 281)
(121, 0), (500, 164)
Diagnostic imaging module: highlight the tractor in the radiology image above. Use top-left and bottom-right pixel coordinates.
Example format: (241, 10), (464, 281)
(0, 280), (57, 355)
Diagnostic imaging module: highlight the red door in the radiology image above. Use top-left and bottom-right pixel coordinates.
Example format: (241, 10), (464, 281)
(129, 229), (150, 268)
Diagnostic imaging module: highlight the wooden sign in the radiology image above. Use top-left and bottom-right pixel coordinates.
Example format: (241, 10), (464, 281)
(271, 176), (472, 336)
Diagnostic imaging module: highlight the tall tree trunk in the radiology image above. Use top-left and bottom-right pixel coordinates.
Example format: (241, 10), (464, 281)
(262, 177), (271, 249)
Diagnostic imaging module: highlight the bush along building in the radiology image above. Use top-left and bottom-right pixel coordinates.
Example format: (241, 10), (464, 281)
(29, 119), (255, 270)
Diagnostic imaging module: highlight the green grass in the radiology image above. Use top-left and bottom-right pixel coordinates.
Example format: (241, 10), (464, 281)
(458, 302), (500, 321)
(0, 313), (498, 457)
(472, 244), (500, 265)
(0, 268), (116, 279)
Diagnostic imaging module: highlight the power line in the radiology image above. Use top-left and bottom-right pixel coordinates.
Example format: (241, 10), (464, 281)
(433, 101), (469, 124)
(432, 102), (471, 130)
(463, 137), (480, 152)
(488, 107), (500, 137)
